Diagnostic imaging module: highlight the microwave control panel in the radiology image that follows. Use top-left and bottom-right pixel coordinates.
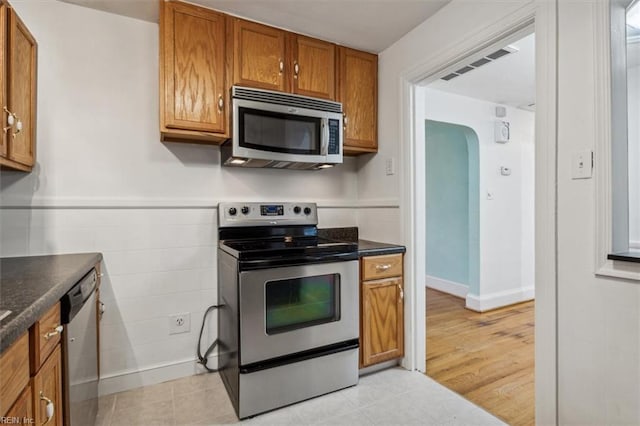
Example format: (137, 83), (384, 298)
(328, 119), (340, 155)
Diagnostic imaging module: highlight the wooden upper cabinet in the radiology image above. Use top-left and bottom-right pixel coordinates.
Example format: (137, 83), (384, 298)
(0, 3), (37, 172)
(232, 19), (286, 92)
(160, 0), (228, 143)
(337, 47), (377, 154)
(291, 35), (335, 100)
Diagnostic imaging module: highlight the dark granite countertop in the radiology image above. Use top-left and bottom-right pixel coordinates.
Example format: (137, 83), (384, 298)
(0, 253), (102, 355)
(357, 239), (406, 257)
(318, 227), (405, 257)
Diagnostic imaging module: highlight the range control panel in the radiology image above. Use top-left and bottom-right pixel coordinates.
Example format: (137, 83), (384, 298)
(218, 202), (318, 228)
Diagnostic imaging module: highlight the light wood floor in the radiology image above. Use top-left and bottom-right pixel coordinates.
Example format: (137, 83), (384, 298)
(426, 288), (534, 426)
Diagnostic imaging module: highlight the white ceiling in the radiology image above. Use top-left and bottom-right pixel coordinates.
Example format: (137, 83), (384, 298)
(428, 33), (536, 111)
(60, 0), (450, 53)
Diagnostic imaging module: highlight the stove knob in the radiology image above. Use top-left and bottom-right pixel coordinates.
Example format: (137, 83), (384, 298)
(228, 207), (237, 216)
(293, 206), (301, 214)
(241, 206), (250, 215)
(303, 207), (312, 215)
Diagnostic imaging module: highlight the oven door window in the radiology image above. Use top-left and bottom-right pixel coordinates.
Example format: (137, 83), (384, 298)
(265, 274), (340, 335)
(239, 107), (321, 155)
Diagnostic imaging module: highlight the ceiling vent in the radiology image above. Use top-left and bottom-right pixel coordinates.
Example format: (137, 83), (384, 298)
(441, 45), (519, 81)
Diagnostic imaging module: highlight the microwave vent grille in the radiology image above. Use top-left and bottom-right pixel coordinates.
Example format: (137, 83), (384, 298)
(232, 86), (342, 114)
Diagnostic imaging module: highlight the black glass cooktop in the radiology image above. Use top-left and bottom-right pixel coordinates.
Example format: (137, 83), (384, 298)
(219, 237), (358, 270)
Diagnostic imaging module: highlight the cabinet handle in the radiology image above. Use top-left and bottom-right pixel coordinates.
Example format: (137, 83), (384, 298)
(3, 106), (19, 138)
(398, 284), (404, 300)
(40, 391), (54, 424)
(279, 59), (284, 74)
(294, 62), (299, 79)
(217, 95), (224, 112)
(376, 263), (391, 272)
(43, 325), (63, 340)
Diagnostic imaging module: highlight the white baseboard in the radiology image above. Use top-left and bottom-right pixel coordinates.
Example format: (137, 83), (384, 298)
(426, 275), (468, 298)
(630, 240), (640, 249)
(99, 354), (219, 396)
(465, 286), (535, 312)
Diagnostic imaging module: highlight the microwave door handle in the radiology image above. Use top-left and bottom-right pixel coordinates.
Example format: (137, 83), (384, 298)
(321, 119), (329, 156)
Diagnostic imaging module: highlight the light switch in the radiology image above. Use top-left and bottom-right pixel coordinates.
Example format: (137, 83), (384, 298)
(385, 158), (395, 175)
(572, 150), (593, 179)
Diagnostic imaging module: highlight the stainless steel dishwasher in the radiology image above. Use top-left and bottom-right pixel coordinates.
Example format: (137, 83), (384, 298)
(61, 268), (99, 426)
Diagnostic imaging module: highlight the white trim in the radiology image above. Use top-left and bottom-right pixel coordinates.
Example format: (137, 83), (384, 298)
(465, 286), (535, 312)
(399, 0), (558, 422)
(99, 355), (218, 396)
(631, 240), (640, 249)
(426, 275), (468, 298)
(593, 0), (640, 281)
(0, 196), (400, 210)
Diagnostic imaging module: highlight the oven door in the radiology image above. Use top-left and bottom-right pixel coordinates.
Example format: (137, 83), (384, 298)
(238, 260), (358, 365)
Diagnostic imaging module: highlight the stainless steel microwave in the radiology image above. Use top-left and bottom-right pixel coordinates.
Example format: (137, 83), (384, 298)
(221, 86), (343, 170)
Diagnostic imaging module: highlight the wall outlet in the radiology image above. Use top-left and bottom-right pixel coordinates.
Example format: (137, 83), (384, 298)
(169, 312), (191, 335)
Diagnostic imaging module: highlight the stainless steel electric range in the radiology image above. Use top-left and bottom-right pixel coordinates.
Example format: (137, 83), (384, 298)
(217, 202), (359, 419)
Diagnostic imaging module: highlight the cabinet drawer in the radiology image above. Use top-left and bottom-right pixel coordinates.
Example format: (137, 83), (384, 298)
(0, 333), (30, 416)
(30, 303), (61, 374)
(361, 254), (403, 280)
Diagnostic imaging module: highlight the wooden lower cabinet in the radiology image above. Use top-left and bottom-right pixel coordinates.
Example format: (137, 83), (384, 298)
(360, 254), (404, 368)
(6, 385), (32, 422)
(32, 344), (63, 426)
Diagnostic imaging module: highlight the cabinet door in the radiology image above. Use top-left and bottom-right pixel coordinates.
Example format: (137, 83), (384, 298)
(292, 35), (335, 100)
(233, 19), (286, 92)
(6, 385), (32, 422)
(32, 345), (63, 426)
(361, 277), (404, 367)
(337, 47), (377, 153)
(7, 7), (36, 167)
(161, 1), (227, 135)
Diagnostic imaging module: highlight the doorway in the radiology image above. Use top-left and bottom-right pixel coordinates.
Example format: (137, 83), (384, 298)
(418, 31), (536, 425)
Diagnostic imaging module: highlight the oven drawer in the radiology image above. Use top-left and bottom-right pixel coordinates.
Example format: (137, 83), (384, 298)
(238, 260), (359, 365)
(361, 253), (403, 280)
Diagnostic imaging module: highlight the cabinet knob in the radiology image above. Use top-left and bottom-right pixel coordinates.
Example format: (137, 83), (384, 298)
(43, 325), (63, 340)
(279, 59), (284, 74)
(294, 62), (299, 78)
(40, 391), (55, 424)
(217, 95), (224, 112)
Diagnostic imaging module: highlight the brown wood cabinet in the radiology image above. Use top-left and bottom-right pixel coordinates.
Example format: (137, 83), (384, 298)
(6, 385), (32, 422)
(159, 0), (229, 144)
(0, 0), (37, 172)
(0, 332), (30, 415)
(360, 253), (404, 368)
(232, 18), (286, 93)
(290, 35), (335, 100)
(159, 0), (378, 154)
(32, 344), (63, 426)
(337, 47), (378, 154)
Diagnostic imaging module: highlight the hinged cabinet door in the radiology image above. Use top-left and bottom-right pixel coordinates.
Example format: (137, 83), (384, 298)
(32, 345), (63, 426)
(233, 19), (286, 92)
(162, 1), (227, 134)
(337, 47), (377, 152)
(361, 277), (404, 367)
(292, 35), (335, 100)
(7, 7), (36, 167)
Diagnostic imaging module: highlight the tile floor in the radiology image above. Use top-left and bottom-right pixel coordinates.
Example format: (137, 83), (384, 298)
(97, 368), (505, 425)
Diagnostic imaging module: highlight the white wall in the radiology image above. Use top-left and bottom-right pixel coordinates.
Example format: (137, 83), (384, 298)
(423, 88), (535, 307)
(0, 0), (358, 394)
(556, 2), (640, 423)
